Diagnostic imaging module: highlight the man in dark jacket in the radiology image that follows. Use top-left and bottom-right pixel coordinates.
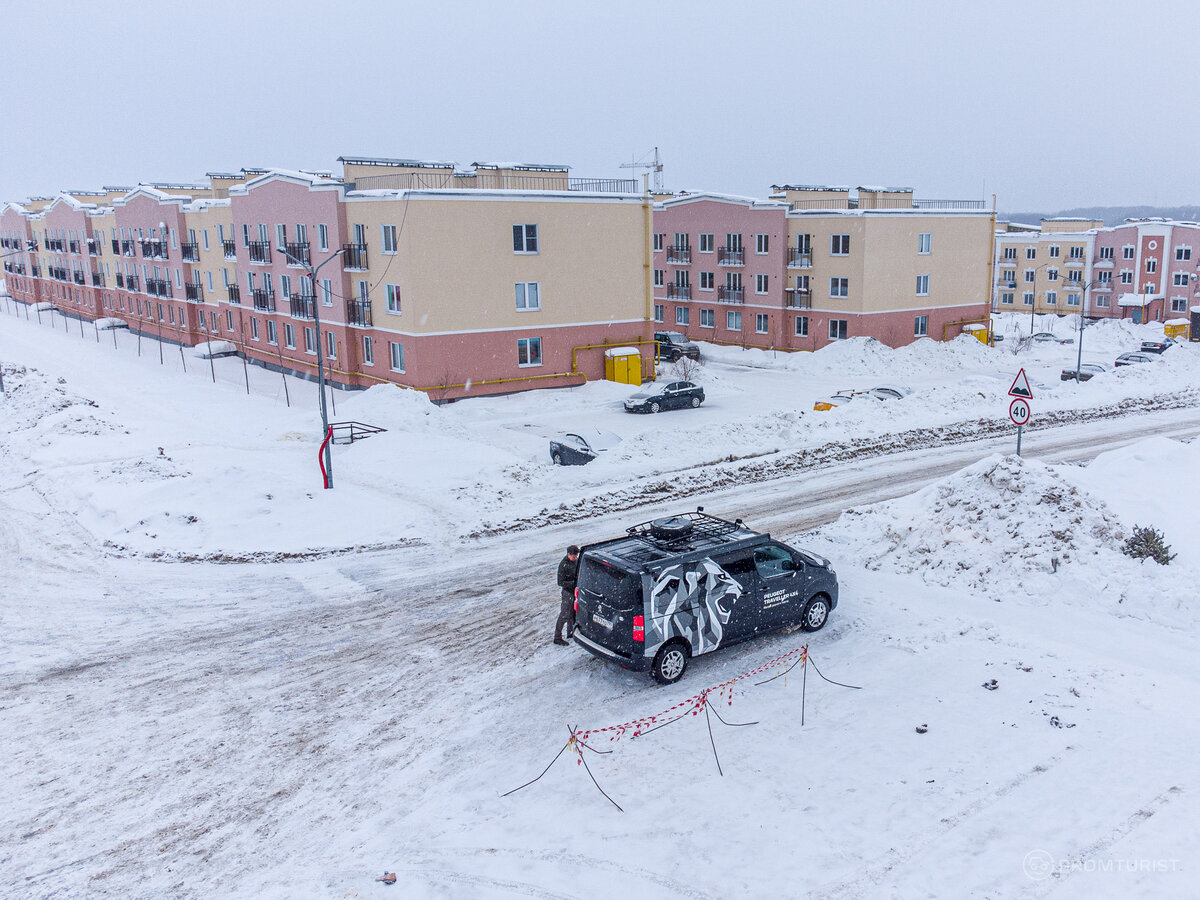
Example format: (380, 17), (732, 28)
(554, 545), (580, 645)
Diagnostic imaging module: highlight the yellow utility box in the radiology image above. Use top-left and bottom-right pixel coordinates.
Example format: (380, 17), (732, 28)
(1164, 319), (1190, 341)
(604, 347), (642, 385)
(962, 323), (991, 346)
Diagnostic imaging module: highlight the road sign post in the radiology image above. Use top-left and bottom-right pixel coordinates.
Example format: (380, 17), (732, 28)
(1008, 371), (1033, 457)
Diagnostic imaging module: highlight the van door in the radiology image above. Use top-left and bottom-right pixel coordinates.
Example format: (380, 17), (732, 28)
(575, 558), (641, 659)
(753, 544), (808, 629)
(646, 556), (745, 657)
(712, 552), (762, 643)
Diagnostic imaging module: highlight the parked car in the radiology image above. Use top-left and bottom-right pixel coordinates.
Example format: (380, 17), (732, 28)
(624, 380), (704, 413)
(654, 331), (701, 362)
(1115, 351), (1156, 367)
(1060, 362), (1110, 382)
(550, 429), (621, 466)
(1031, 332), (1075, 344)
(813, 385), (912, 411)
(867, 384), (913, 401)
(572, 508), (839, 684)
(1140, 338), (1178, 354)
(193, 339), (238, 359)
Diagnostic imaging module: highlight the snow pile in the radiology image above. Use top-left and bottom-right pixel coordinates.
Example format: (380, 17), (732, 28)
(0, 363), (118, 439)
(338, 383), (441, 432)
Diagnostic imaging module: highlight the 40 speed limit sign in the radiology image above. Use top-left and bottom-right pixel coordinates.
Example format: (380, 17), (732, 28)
(1009, 397), (1031, 426)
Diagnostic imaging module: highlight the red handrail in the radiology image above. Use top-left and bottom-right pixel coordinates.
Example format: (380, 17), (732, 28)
(318, 426), (333, 489)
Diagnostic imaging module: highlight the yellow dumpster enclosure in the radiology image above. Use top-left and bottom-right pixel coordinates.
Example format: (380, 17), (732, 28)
(604, 346), (642, 385)
(1164, 318), (1190, 341)
(963, 323), (991, 346)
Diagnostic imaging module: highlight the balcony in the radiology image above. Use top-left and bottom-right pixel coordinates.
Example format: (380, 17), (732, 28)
(247, 241), (272, 264)
(717, 286), (744, 304)
(222, 239), (237, 260)
(346, 298), (372, 327)
(140, 240), (168, 260)
(667, 283), (692, 301)
(227, 284), (241, 305)
(147, 278), (171, 297)
(185, 283), (204, 302)
(666, 245), (691, 264)
(72, 271), (85, 285)
(787, 249), (812, 268)
(342, 242), (368, 270)
(91, 272), (104, 288)
(116, 273), (124, 288)
(251, 288), (276, 312)
(719, 247), (744, 266)
(121, 240), (136, 257)
(68, 240), (80, 254)
(289, 293), (316, 320)
(111, 239), (121, 255)
(124, 275), (139, 292)
(284, 241), (311, 266)
(87, 239), (100, 257)
(30, 265), (40, 278)
(180, 242), (200, 262)
(46, 238), (65, 252)
(784, 288), (811, 309)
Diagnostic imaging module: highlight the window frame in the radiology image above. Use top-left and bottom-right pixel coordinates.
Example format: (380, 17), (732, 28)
(517, 336), (542, 367)
(513, 224), (539, 254)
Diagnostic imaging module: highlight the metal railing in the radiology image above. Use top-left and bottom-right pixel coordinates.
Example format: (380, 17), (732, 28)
(346, 298), (372, 327)
(667, 283), (692, 300)
(180, 242), (199, 262)
(787, 249), (812, 268)
(72, 271), (85, 285)
(667, 245), (691, 264)
(111, 239), (121, 254)
(222, 240), (237, 259)
(251, 288), (276, 311)
(121, 240), (136, 257)
(342, 242), (368, 270)
(719, 247), (744, 266)
(717, 286), (744, 303)
(350, 171), (638, 193)
(247, 241), (272, 264)
(91, 271), (104, 287)
(87, 239), (100, 256)
(284, 241), (311, 265)
(68, 240), (80, 254)
(185, 283), (204, 302)
(140, 240), (168, 259)
(784, 289), (811, 309)
(227, 284), (241, 304)
(289, 294), (316, 319)
(124, 274), (139, 292)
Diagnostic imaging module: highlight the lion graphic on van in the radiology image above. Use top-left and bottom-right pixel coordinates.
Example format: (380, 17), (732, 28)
(647, 557), (744, 654)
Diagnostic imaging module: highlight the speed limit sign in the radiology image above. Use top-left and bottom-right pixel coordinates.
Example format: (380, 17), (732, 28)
(1009, 397), (1031, 426)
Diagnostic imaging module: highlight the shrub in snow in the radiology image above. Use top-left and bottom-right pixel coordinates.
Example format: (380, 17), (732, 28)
(671, 355), (703, 381)
(1122, 525), (1176, 565)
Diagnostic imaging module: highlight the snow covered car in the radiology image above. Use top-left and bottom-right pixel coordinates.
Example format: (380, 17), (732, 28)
(624, 380), (704, 413)
(812, 390), (858, 411)
(193, 340), (239, 359)
(549, 428), (621, 466)
(1031, 332), (1074, 344)
(572, 509), (838, 684)
(94, 317), (129, 330)
(1114, 351), (1155, 367)
(1140, 338), (1177, 354)
(1060, 362), (1110, 381)
(813, 385), (911, 410)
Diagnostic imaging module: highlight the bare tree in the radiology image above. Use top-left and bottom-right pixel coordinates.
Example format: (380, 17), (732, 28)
(671, 355), (703, 381)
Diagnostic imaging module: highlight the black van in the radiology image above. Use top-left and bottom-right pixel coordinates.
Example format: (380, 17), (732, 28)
(572, 509), (838, 684)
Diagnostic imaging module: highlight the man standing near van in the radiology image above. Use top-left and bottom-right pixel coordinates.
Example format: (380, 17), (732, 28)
(554, 545), (580, 645)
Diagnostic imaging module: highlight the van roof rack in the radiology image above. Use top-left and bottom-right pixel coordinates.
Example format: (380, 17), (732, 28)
(625, 508), (746, 551)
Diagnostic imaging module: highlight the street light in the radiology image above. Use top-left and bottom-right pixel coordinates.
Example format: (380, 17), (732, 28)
(1028, 261), (1057, 336)
(276, 243), (347, 488)
(1065, 276), (1106, 383)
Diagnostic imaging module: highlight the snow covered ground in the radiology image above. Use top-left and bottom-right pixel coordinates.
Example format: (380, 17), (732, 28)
(2, 296), (1198, 898)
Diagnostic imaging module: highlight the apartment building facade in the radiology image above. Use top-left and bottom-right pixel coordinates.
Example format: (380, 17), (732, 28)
(994, 217), (1200, 323)
(654, 185), (994, 351)
(1, 159), (650, 399)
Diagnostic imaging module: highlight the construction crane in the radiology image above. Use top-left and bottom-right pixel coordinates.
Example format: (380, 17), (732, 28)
(620, 147), (663, 193)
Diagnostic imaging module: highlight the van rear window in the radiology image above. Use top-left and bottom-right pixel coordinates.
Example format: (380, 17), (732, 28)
(578, 559), (641, 612)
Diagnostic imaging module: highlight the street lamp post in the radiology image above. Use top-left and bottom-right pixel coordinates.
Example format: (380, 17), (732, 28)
(1067, 276), (1105, 383)
(277, 244), (347, 488)
(1028, 261), (1056, 336)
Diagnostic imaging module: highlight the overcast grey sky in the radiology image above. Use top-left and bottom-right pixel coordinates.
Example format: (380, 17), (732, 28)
(3, 0), (1198, 213)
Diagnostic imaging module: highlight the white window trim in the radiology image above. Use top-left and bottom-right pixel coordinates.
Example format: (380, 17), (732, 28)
(515, 281), (541, 312)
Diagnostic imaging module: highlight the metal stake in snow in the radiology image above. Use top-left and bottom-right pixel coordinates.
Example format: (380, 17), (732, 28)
(1008, 369), (1034, 457)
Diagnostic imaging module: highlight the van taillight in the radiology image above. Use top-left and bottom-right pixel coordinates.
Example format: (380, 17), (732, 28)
(574, 587), (578, 612)
(632, 615), (644, 642)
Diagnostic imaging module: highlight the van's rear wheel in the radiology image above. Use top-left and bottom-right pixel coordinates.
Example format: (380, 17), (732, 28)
(652, 641), (689, 684)
(801, 595), (830, 632)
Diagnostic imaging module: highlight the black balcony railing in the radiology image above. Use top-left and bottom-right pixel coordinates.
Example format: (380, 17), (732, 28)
(91, 272), (104, 287)
(121, 240), (136, 257)
(185, 283), (204, 302)
(111, 239), (121, 254)
(30, 265), (40, 278)
(222, 239), (237, 259)
(787, 249), (812, 268)
(289, 293), (316, 319)
(46, 238), (65, 252)
(87, 239), (100, 257)
(68, 240), (80, 254)
(718, 286), (744, 303)
(667, 283), (692, 300)
(72, 271), (85, 285)
(125, 275), (139, 292)
(247, 241), (272, 264)
(342, 242), (368, 270)
(785, 288), (811, 309)
(346, 298), (372, 327)
(284, 241), (311, 266)
(116, 273), (124, 288)
(180, 242), (199, 262)
(667, 245), (691, 264)
(251, 288), (276, 311)
(140, 240), (168, 259)
(227, 284), (241, 305)
(718, 247), (745, 266)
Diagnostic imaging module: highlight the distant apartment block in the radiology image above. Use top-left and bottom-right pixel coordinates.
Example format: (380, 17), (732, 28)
(993, 217), (1200, 324)
(1, 158), (650, 399)
(653, 186), (994, 350)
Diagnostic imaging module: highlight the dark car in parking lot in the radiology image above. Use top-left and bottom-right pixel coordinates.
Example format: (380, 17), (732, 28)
(654, 331), (701, 362)
(549, 429), (620, 466)
(624, 380), (704, 413)
(1140, 338), (1178, 354)
(572, 509), (839, 684)
(1061, 362), (1110, 381)
(1115, 351), (1155, 367)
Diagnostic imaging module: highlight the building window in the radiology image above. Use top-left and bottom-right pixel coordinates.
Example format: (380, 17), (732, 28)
(1066, 269), (1082, 283)
(1069, 246), (1084, 259)
(1026, 247), (1037, 260)
(1095, 295), (1110, 308)
(513, 224), (539, 253)
(1045, 291), (1057, 305)
(1048, 245), (1060, 258)
(1176, 246), (1193, 261)
(918, 233), (931, 254)
(304, 326), (316, 353)
(517, 337), (542, 367)
(699, 233), (714, 253)
(1171, 297), (1187, 313)
(386, 284), (401, 313)
(673, 232), (689, 250)
(266, 319), (277, 344)
(1097, 271), (1112, 284)
(381, 224), (398, 254)
(284, 322), (296, 349)
(653, 233), (664, 252)
(914, 315), (928, 336)
(206, 271), (214, 291)
(700, 308), (714, 327)
(251, 317), (260, 340)
(326, 331), (336, 359)
(226, 311), (234, 330)
(1098, 246), (1113, 259)
(755, 313), (768, 333)
(1120, 270), (1133, 284)
(1173, 272), (1190, 287)
(1003, 246), (1017, 260)
(515, 281), (541, 311)
(1001, 269), (1016, 285)
(1001, 292), (1014, 305)
(916, 274), (929, 296)
(828, 319), (848, 340)
(830, 277), (848, 298)
(317, 224), (329, 251)
(390, 341), (405, 372)
(1047, 268), (1058, 281)
(363, 336), (374, 365)
(676, 307), (690, 326)
(794, 315), (808, 336)
(727, 310), (742, 330)
(1067, 293), (1080, 307)
(654, 269), (664, 287)
(653, 304), (664, 322)
(322, 279), (333, 306)
(756, 234), (769, 254)
(1146, 258), (1157, 273)
(1024, 269), (1036, 284)
(831, 234), (850, 255)
(700, 271), (714, 290)
(1023, 292), (1033, 306)
(755, 274), (769, 294)
(1122, 245), (1135, 259)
